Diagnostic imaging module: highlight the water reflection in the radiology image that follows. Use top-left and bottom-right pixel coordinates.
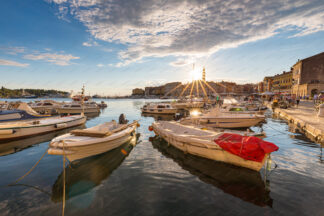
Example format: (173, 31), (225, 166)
(0, 125), (85, 157)
(51, 133), (140, 202)
(150, 136), (273, 207)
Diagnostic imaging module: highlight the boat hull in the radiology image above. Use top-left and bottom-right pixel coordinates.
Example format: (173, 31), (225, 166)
(48, 125), (137, 161)
(141, 108), (177, 114)
(0, 116), (86, 141)
(152, 122), (268, 171)
(182, 117), (265, 128)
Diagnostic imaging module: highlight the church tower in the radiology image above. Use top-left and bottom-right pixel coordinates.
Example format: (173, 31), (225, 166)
(202, 67), (206, 81)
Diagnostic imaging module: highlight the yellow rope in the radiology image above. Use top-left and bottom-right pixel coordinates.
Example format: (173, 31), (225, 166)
(62, 140), (66, 216)
(7, 147), (49, 186)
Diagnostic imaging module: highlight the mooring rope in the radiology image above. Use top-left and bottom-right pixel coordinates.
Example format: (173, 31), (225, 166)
(5, 147), (49, 187)
(62, 140), (66, 216)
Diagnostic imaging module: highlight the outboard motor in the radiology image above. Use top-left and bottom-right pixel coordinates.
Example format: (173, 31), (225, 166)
(119, 113), (129, 124)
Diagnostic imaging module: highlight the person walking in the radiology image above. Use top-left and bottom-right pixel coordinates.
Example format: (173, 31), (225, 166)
(296, 96), (300, 107)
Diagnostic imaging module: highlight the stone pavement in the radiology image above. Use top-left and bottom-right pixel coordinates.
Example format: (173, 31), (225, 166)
(269, 101), (324, 143)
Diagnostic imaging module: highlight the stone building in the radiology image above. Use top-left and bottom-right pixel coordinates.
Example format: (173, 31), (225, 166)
(262, 77), (273, 92)
(291, 52), (324, 97)
(271, 71), (293, 93)
(132, 88), (145, 96)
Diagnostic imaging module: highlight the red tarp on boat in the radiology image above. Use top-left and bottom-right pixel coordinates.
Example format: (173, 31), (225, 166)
(214, 133), (279, 162)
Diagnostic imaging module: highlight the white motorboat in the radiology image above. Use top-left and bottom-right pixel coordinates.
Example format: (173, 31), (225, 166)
(141, 103), (178, 114)
(57, 102), (100, 115)
(181, 107), (265, 128)
(0, 115), (86, 141)
(221, 105), (266, 115)
(150, 121), (278, 171)
(0, 102), (51, 123)
(172, 98), (205, 109)
(30, 100), (62, 114)
(48, 120), (138, 162)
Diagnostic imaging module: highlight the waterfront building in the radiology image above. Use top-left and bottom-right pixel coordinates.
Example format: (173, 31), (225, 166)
(271, 71), (293, 93)
(263, 77), (273, 92)
(291, 52), (324, 97)
(132, 88), (145, 96)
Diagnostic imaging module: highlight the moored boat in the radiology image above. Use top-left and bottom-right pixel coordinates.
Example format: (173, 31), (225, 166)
(57, 102), (100, 115)
(150, 121), (278, 171)
(0, 102), (51, 122)
(30, 100), (62, 115)
(48, 120), (139, 162)
(141, 103), (178, 114)
(181, 107), (265, 128)
(0, 115), (86, 141)
(150, 136), (273, 207)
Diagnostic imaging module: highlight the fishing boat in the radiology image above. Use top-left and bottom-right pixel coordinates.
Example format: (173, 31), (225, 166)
(150, 121), (278, 171)
(141, 103), (178, 114)
(51, 134), (138, 202)
(0, 101), (8, 110)
(0, 103), (51, 122)
(30, 100), (62, 114)
(150, 136), (273, 207)
(0, 115), (86, 141)
(181, 107), (265, 128)
(48, 120), (139, 162)
(57, 102), (100, 115)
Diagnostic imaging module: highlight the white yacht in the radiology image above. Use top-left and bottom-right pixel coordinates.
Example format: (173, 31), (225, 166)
(141, 103), (178, 114)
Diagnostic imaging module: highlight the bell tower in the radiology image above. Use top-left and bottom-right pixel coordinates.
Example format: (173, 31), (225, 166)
(202, 67), (206, 81)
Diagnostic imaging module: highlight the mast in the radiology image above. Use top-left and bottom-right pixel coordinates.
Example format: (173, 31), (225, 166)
(81, 85), (85, 117)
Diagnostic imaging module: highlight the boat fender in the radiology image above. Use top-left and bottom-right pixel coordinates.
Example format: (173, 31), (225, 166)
(55, 123), (68, 128)
(0, 129), (15, 135)
(148, 126), (154, 131)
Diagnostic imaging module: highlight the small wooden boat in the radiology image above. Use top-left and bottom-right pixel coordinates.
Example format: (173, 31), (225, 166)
(51, 134), (138, 202)
(48, 120), (138, 162)
(0, 115), (86, 141)
(141, 103), (178, 114)
(151, 121), (278, 171)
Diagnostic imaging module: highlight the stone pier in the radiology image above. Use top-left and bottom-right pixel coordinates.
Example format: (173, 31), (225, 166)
(266, 101), (324, 144)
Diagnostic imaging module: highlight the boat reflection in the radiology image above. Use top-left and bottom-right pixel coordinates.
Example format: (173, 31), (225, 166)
(150, 136), (273, 207)
(51, 133), (140, 202)
(0, 125), (85, 157)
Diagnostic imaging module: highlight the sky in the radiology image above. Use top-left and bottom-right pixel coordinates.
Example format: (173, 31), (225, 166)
(0, 0), (324, 96)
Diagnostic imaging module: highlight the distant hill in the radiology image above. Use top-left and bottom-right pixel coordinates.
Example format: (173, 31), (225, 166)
(0, 86), (69, 98)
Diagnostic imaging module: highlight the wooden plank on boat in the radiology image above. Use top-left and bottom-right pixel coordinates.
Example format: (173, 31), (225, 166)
(70, 121), (137, 138)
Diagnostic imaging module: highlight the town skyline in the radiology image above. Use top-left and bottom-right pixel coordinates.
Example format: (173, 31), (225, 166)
(1, 0), (324, 95)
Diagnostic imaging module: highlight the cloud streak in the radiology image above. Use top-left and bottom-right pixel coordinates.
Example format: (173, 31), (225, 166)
(51, 0), (324, 65)
(23, 52), (80, 66)
(0, 59), (29, 67)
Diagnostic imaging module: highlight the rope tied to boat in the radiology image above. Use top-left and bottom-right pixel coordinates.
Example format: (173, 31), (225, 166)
(6, 147), (49, 187)
(61, 140), (67, 216)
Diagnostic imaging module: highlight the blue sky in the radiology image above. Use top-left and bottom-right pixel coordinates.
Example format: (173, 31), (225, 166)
(1, 0), (324, 96)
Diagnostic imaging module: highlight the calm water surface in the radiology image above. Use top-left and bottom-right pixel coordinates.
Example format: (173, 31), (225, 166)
(0, 99), (323, 216)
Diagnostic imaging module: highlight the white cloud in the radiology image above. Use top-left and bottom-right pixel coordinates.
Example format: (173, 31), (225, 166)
(97, 63), (104, 67)
(52, 0), (324, 66)
(0, 46), (25, 55)
(82, 40), (98, 47)
(0, 59), (29, 67)
(23, 52), (79, 66)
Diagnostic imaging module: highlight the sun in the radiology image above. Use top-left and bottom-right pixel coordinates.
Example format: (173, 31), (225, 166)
(191, 69), (202, 81)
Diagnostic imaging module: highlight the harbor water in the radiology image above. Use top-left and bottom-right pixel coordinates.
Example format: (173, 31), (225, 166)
(0, 99), (324, 216)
